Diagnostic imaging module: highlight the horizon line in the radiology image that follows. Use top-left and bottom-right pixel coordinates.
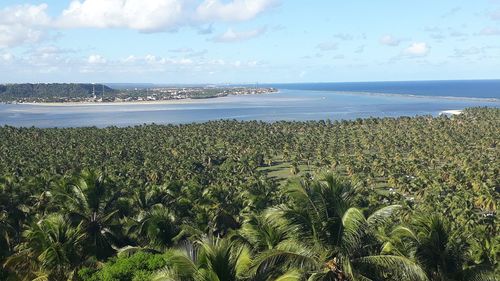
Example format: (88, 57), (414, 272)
(1, 78), (500, 86)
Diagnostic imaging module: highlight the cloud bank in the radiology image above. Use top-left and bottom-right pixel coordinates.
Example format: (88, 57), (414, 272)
(0, 0), (279, 48)
(58, 0), (277, 32)
(0, 4), (51, 48)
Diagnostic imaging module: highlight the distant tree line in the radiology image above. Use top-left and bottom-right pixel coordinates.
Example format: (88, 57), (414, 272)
(0, 83), (115, 102)
(0, 83), (276, 103)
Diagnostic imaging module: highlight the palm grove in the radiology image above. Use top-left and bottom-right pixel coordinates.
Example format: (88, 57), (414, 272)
(0, 107), (498, 280)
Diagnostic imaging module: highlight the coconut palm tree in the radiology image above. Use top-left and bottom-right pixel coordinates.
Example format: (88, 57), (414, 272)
(381, 215), (497, 281)
(252, 174), (428, 281)
(233, 210), (296, 253)
(125, 205), (180, 250)
(0, 210), (15, 261)
(54, 169), (124, 259)
(153, 236), (300, 281)
(4, 214), (85, 281)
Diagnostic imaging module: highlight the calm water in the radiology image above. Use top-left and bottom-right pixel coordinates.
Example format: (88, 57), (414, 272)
(265, 80), (500, 99)
(0, 82), (499, 128)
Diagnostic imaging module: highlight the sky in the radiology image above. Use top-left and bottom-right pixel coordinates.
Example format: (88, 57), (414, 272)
(0, 0), (500, 84)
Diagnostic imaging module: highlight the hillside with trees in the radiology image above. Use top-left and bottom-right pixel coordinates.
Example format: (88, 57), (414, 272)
(0, 107), (498, 280)
(0, 83), (277, 103)
(0, 83), (115, 103)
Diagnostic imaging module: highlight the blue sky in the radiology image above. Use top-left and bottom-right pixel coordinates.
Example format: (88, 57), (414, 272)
(0, 0), (499, 83)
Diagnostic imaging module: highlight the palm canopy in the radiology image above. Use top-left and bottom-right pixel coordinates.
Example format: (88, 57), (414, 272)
(232, 209), (297, 253)
(273, 175), (357, 247)
(4, 214), (85, 281)
(153, 236), (300, 281)
(125, 204), (180, 250)
(253, 174), (428, 281)
(382, 215), (497, 281)
(54, 169), (124, 259)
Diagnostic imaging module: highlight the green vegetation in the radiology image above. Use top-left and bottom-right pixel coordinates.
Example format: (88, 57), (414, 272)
(0, 83), (115, 103)
(0, 107), (498, 280)
(0, 83), (277, 103)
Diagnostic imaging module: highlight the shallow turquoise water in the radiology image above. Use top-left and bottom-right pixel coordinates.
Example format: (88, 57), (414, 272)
(0, 89), (498, 128)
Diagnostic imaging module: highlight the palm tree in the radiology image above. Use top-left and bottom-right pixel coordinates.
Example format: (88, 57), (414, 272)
(382, 215), (496, 281)
(233, 210), (296, 253)
(153, 236), (300, 281)
(55, 169), (124, 259)
(4, 214), (85, 281)
(252, 174), (428, 281)
(0, 210), (15, 260)
(126, 205), (180, 250)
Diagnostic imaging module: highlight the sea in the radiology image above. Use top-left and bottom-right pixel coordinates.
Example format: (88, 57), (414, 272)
(0, 80), (498, 128)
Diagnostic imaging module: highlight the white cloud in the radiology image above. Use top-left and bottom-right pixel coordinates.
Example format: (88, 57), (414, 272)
(451, 47), (482, 58)
(0, 53), (14, 62)
(87, 54), (107, 64)
(404, 42), (430, 57)
(122, 54), (195, 66)
(57, 0), (277, 32)
(1, 4), (50, 25)
(122, 55), (138, 63)
(212, 27), (267, 42)
(380, 35), (402, 46)
(58, 0), (184, 32)
(196, 0), (278, 21)
(1, 51), (265, 79)
(478, 27), (500, 36)
(0, 25), (45, 48)
(0, 4), (51, 48)
(0, 0), (278, 49)
(317, 42), (338, 51)
(82, 54), (260, 74)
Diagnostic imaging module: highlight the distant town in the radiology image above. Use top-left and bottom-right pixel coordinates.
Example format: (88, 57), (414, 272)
(110, 86), (278, 103)
(0, 83), (278, 103)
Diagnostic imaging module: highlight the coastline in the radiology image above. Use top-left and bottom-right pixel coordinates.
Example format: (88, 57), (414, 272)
(21, 98), (205, 107)
(4, 90), (499, 106)
(11, 91), (280, 107)
(439, 110), (463, 115)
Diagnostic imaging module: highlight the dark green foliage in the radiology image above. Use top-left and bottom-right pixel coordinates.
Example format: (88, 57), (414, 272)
(0, 83), (115, 102)
(0, 107), (498, 280)
(0, 84), (276, 102)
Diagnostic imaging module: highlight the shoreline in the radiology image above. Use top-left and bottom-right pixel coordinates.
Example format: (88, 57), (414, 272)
(7, 91), (280, 107)
(20, 98), (205, 107)
(4, 89), (499, 106)
(439, 109), (463, 115)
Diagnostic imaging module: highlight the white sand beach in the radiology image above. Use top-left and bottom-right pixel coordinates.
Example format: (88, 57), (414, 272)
(22, 99), (212, 107)
(439, 110), (463, 115)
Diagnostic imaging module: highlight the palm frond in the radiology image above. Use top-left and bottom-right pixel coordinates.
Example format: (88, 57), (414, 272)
(341, 207), (367, 253)
(353, 255), (428, 281)
(251, 241), (319, 276)
(366, 205), (401, 228)
(274, 270), (302, 281)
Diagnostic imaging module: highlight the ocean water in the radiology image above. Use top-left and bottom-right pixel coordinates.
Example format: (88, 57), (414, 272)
(265, 80), (500, 99)
(0, 81), (498, 128)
